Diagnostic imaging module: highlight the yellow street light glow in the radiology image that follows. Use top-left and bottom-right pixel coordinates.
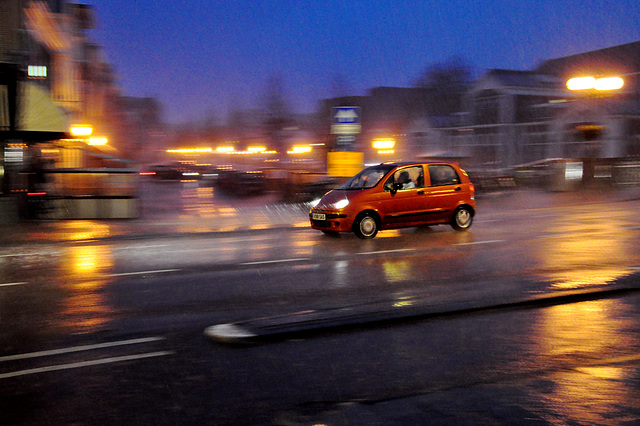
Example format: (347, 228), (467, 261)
(288, 146), (312, 154)
(247, 146), (267, 153)
(594, 76), (624, 91)
(216, 146), (235, 153)
(567, 76), (624, 91)
(70, 125), (93, 137)
(167, 148), (212, 153)
(87, 137), (108, 146)
(567, 77), (596, 91)
(372, 138), (395, 150)
(378, 149), (395, 154)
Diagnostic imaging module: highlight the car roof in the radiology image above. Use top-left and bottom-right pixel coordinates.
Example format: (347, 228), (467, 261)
(380, 161), (458, 168)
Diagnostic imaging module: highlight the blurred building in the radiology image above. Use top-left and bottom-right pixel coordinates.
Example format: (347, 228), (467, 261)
(318, 41), (640, 176)
(121, 96), (164, 163)
(0, 1), (148, 222)
(452, 41), (640, 170)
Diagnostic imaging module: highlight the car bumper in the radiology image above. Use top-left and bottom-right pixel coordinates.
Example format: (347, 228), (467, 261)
(309, 210), (352, 232)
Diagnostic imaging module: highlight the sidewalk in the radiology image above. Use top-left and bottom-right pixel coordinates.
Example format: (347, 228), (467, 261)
(1, 182), (639, 246)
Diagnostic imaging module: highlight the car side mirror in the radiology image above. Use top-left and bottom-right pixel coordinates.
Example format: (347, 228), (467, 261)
(390, 182), (402, 195)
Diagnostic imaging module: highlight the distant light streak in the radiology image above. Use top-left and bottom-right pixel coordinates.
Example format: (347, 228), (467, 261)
(167, 148), (213, 153)
(287, 146), (312, 154)
(87, 137), (108, 146)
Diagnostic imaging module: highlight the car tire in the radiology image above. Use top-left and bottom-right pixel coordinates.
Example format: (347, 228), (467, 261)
(354, 213), (378, 239)
(451, 206), (473, 231)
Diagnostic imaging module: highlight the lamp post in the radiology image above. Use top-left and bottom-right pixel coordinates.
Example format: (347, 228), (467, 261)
(565, 75), (625, 187)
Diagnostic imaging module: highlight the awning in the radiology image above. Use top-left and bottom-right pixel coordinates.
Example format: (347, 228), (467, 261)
(16, 81), (69, 134)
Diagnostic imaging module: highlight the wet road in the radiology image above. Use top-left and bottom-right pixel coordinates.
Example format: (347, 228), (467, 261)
(2, 191), (640, 424)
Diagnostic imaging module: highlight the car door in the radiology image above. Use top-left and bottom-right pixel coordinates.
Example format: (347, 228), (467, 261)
(378, 166), (428, 227)
(422, 164), (464, 222)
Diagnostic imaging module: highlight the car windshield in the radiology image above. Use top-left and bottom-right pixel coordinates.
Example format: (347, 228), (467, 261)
(341, 165), (394, 189)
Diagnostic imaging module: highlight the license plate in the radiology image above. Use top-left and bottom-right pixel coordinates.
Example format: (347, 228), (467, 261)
(312, 213), (326, 221)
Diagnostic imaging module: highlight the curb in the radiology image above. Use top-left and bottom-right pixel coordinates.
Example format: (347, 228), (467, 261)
(204, 277), (640, 344)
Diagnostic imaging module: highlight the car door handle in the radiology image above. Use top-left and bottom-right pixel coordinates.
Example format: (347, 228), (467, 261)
(455, 187), (461, 191)
(417, 190), (425, 195)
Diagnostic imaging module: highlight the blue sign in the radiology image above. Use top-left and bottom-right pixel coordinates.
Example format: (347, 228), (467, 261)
(333, 107), (360, 124)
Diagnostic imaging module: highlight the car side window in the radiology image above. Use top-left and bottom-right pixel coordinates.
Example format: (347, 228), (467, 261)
(384, 166), (424, 191)
(428, 165), (460, 186)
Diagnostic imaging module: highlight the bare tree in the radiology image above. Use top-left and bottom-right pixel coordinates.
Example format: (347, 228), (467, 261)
(261, 74), (291, 154)
(330, 73), (351, 98)
(414, 56), (474, 115)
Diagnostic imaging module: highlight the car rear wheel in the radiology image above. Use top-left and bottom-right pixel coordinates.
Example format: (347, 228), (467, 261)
(451, 206), (473, 231)
(354, 213), (378, 239)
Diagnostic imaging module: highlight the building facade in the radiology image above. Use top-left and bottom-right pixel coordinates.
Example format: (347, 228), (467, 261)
(0, 1), (143, 222)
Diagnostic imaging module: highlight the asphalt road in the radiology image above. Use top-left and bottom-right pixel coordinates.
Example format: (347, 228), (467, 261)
(2, 190), (640, 424)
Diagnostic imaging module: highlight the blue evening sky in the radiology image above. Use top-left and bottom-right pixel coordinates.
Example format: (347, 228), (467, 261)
(84, 0), (640, 124)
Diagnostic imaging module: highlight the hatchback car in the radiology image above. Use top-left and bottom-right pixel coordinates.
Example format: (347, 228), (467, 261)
(309, 162), (476, 239)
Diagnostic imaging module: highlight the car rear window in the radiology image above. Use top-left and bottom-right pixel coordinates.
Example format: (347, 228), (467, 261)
(428, 164), (460, 186)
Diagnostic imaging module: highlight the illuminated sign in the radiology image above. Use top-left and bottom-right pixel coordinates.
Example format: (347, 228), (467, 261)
(331, 107), (361, 135)
(28, 65), (47, 78)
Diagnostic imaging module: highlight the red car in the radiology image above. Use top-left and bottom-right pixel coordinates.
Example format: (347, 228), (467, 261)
(310, 162), (476, 239)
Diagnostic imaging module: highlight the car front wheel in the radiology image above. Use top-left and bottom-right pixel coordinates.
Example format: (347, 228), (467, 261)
(354, 213), (378, 239)
(451, 206), (473, 231)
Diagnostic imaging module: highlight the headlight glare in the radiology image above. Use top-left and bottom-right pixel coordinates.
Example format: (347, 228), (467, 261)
(334, 199), (349, 209)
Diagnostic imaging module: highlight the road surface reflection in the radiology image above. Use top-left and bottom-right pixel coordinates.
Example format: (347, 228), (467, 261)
(59, 245), (115, 333)
(532, 298), (640, 424)
(535, 211), (636, 289)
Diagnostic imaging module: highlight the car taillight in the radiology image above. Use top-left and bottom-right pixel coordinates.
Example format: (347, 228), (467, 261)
(469, 184), (475, 192)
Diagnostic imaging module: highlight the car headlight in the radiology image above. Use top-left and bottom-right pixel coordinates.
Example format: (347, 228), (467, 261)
(333, 199), (349, 209)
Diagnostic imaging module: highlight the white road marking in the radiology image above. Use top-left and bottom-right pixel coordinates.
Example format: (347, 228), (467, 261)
(456, 240), (504, 246)
(241, 258), (309, 266)
(0, 282), (27, 288)
(0, 337), (166, 362)
(0, 351), (174, 379)
(106, 269), (181, 277)
(357, 249), (416, 255)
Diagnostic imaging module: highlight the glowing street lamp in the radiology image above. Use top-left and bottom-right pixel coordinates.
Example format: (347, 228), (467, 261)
(594, 77), (624, 91)
(372, 138), (395, 150)
(287, 145), (312, 154)
(70, 125), (93, 137)
(567, 76), (624, 91)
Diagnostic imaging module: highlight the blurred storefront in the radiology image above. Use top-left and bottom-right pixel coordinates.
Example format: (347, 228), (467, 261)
(1, 2), (142, 223)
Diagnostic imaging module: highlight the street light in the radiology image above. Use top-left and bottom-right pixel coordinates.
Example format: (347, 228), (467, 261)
(70, 124), (93, 137)
(567, 76), (624, 91)
(372, 138), (395, 150)
(87, 137), (108, 146)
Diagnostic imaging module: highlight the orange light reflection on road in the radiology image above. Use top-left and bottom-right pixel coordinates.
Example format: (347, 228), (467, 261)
(532, 299), (637, 424)
(60, 245), (115, 333)
(53, 221), (112, 241)
(535, 218), (633, 289)
(381, 259), (414, 283)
